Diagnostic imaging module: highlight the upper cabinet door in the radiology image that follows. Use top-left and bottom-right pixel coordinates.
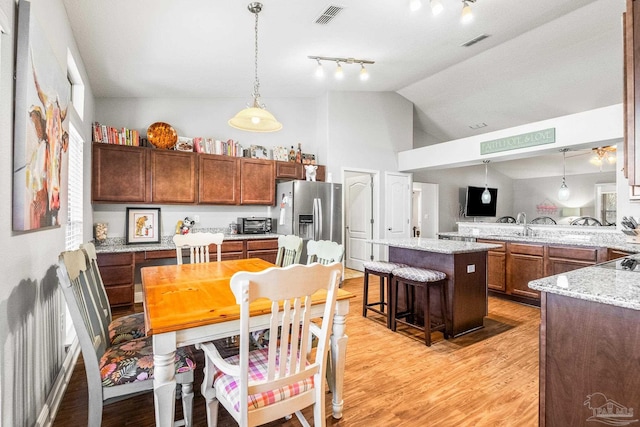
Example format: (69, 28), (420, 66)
(275, 161), (302, 179)
(151, 150), (197, 204)
(199, 154), (241, 205)
(92, 144), (150, 203)
(240, 158), (275, 205)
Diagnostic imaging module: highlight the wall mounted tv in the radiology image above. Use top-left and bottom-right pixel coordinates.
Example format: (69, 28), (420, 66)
(465, 186), (498, 217)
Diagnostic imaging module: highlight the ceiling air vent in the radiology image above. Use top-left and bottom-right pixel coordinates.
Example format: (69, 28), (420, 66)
(314, 5), (344, 25)
(461, 34), (489, 47)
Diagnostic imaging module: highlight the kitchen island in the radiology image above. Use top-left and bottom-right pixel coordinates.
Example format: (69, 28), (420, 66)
(529, 257), (640, 427)
(370, 238), (502, 337)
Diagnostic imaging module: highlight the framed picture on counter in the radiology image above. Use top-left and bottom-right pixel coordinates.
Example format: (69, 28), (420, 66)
(126, 207), (161, 244)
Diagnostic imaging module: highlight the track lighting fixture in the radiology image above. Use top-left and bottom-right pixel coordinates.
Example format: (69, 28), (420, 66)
(412, 0), (478, 22)
(308, 56), (375, 81)
(461, 0), (475, 24)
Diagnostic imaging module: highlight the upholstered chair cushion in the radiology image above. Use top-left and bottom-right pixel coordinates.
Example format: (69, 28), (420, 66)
(108, 313), (146, 345)
(392, 267), (446, 282)
(213, 348), (314, 413)
(363, 261), (407, 274)
(100, 337), (196, 387)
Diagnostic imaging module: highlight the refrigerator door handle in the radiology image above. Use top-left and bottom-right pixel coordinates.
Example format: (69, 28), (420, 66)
(317, 198), (323, 239)
(312, 198), (318, 240)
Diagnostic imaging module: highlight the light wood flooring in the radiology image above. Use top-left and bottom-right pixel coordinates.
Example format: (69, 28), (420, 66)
(53, 269), (540, 426)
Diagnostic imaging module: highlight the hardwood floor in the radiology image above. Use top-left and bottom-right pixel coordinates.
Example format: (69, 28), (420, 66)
(53, 270), (540, 426)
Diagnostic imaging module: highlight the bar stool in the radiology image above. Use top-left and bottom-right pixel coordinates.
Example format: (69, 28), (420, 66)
(391, 266), (448, 346)
(362, 261), (407, 328)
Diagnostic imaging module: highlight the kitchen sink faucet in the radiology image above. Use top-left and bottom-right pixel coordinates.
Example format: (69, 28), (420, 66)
(516, 212), (533, 236)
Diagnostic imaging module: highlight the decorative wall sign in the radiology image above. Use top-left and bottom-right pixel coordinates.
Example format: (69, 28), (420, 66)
(481, 128), (555, 155)
(126, 207), (161, 244)
(13, 0), (71, 231)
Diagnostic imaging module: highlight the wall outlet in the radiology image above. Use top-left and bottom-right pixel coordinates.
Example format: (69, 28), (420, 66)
(467, 264), (476, 273)
(194, 215), (200, 223)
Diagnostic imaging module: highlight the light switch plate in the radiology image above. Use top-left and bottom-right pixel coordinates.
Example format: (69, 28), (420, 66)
(467, 264), (475, 273)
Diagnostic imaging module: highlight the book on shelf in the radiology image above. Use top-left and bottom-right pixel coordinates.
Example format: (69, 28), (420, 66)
(92, 122), (140, 146)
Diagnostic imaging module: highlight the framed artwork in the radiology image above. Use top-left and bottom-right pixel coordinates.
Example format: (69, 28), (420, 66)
(13, 0), (71, 231)
(272, 146), (288, 161)
(126, 207), (161, 244)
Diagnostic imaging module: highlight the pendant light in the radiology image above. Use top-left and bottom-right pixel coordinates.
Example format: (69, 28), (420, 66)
(229, 2), (282, 133)
(481, 160), (491, 204)
(558, 148), (570, 201)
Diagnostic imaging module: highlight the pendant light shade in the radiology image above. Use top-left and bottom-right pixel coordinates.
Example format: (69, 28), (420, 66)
(229, 3), (282, 133)
(558, 149), (570, 201)
(481, 160), (491, 204)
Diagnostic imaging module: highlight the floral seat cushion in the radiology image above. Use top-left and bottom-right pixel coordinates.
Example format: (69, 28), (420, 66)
(100, 337), (195, 387)
(109, 313), (146, 345)
(213, 347), (314, 413)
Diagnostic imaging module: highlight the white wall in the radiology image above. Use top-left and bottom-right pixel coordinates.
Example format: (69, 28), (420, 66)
(0, 0), (95, 425)
(512, 172), (616, 225)
(413, 165), (515, 232)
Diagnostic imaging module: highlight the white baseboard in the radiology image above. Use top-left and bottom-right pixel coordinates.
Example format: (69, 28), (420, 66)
(35, 339), (80, 427)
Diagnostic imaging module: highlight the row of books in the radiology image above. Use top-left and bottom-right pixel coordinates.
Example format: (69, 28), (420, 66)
(192, 137), (243, 156)
(92, 122), (141, 146)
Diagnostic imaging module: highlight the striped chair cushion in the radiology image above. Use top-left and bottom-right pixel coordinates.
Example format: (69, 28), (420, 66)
(392, 267), (446, 283)
(213, 347), (314, 413)
(363, 261), (408, 274)
(100, 337), (196, 387)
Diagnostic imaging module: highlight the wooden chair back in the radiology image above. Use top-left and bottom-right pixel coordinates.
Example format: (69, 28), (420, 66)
(79, 242), (113, 340)
(200, 262), (341, 426)
(274, 234), (303, 267)
(173, 232), (224, 264)
(306, 240), (344, 265)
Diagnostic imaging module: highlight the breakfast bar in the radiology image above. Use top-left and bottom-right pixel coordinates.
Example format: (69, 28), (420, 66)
(370, 238), (502, 337)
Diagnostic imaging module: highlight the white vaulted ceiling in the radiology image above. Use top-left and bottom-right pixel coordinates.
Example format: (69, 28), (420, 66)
(62, 0), (624, 145)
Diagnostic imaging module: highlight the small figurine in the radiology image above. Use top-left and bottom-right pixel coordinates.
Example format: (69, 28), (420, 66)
(304, 164), (317, 182)
(178, 216), (195, 234)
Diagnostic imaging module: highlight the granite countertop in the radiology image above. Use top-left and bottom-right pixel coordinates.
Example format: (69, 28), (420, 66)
(94, 233), (280, 253)
(438, 231), (640, 253)
(369, 237), (502, 254)
(528, 254), (640, 311)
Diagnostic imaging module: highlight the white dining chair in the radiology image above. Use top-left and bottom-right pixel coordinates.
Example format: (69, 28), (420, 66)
(173, 232), (225, 264)
(57, 248), (196, 427)
(80, 242), (146, 345)
(306, 240), (344, 265)
(198, 262), (342, 427)
(274, 234), (303, 267)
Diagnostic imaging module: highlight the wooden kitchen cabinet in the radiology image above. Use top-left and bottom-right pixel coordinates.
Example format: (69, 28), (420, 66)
(151, 150), (198, 204)
(240, 158), (275, 205)
(96, 252), (135, 307)
(477, 239), (506, 292)
(276, 161), (302, 179)
(199, 154), (241, 205)
(220, 241), (245, 260)
(92, 144), (150, 203)
(546, 245), (600, 276)
(608, 248), (635, 260)
(246, 238), (279, 263)
(507, 243), (544, 299)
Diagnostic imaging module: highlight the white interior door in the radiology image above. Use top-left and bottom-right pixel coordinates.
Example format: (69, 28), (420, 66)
(345, 174), (373, 271)
(385, 172), (412, 239)
(415, 182), (439, 238)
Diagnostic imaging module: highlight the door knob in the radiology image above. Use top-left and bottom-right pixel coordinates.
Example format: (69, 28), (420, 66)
(388, 227), (392, 231)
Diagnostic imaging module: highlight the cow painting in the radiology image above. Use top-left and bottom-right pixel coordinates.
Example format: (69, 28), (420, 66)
(12, 1), (70, 232)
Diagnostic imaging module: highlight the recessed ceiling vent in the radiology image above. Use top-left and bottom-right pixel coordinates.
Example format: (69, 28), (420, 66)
(314, 5), (344, 25)
(461, 34), (489, 47)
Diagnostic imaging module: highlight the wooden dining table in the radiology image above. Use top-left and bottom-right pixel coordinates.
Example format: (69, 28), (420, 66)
(141, 258), (353, 427)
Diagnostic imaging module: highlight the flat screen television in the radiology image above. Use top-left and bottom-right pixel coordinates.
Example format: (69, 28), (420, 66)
(465, 186), (498, 217)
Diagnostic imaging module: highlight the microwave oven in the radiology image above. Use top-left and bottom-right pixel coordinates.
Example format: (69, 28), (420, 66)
(236, 217), (272, 234)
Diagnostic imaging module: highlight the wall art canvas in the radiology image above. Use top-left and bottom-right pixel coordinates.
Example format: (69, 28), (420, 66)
(13, 0), (70, 231)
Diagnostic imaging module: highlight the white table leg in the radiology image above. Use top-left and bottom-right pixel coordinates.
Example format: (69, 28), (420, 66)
(153, 332), (177, 427)
(330, 300), (349, 419)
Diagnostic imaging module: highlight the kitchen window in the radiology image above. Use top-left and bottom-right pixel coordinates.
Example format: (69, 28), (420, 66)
(65, 123), (83, 250)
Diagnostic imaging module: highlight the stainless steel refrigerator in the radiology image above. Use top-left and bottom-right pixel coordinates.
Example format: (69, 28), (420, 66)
(275, 180), (342, 263)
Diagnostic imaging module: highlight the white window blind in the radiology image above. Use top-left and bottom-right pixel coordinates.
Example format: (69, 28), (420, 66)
(65, 124), (83, 250)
